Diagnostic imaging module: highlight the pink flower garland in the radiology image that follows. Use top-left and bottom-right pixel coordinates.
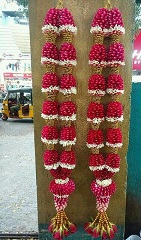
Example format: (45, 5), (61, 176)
(84, 5), (125, 239)
(41, 4), (77, 240)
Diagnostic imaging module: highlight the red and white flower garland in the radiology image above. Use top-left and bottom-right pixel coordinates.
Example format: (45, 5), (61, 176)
(41, 3), (77, 240)
(84, 4), (125, 239)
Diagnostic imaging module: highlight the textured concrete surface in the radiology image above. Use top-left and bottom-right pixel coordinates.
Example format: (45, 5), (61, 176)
(0, 118), (38, 233)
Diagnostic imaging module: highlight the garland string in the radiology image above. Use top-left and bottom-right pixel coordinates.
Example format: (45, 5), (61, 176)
(85, 3), (125, 239)
(41, 4), (77, 240)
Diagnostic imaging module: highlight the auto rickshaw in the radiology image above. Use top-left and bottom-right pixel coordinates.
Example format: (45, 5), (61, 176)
(1, 87), (33, 121)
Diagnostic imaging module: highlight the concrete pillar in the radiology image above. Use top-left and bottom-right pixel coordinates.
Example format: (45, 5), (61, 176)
(29, 0), (134, 239)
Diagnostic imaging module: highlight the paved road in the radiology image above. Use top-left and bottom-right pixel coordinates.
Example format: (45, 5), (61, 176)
(0, 118), (38, 233)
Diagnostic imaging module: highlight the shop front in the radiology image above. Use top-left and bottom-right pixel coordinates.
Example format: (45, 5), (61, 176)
(3, 72), (32, 89)
(132, 30), (141, 82)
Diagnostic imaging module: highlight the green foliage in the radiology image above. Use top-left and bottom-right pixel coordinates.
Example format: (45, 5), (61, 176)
(16, 0), (28, 7)
(16, 0), (28, 18)
(135, 3), (141, 35)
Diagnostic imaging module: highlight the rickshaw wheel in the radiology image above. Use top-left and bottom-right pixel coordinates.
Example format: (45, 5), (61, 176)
(1, 113), (8, 121)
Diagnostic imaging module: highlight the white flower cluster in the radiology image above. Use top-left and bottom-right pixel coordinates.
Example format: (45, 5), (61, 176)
(87, 117), (104, 124)
(105, 165), (120, 173)
(109, 25), (125, 34)
(89, 164), (120, 173)
(59, 25), (77, 34)
(106, 142), (123, 148)
(60, 138), (76, 147)
(41, 86), (59, 93)
(107, 60), (125, 66)
(90, 25), (125, 35)
(60, 114), (76, 121)
(55, 178), (69, 184)
(41, 137), (58, 145)
(41, 57), (58, 65)
(96, 178), (112, 187)
(89, 60), (107, 67)
(89, 165), (105, 171)
(60, 163), (75, 170)
(42, 24), (77, 35)
(106, 88), (124, 95)
(44, 162), (76, 170)
(44, 163), (59, 170)
(42, 24), (59, 34)
(106, 115), (124, 123)
(60, 87), (77, 95)
(41, 113), (58, 120)
(59, 59), (77, 66)
(88, 89), (106, 96)
(54, 194), (69, 198)
(86, 143), (104, 149)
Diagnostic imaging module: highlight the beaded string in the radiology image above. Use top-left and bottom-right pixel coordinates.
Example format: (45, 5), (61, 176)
(56, 0), (64, 9)
(105, 0), (112, 9)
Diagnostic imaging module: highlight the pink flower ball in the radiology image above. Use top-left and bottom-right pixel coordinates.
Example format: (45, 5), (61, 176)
(41, 42), (59, 62)
(106, 128), (123, 147)
(91, 180), (116, 197)
(87, 129), (104, 148)
(106, 101), (123, 122)
(107, 43), (125, 67)
(41, 125), (59, 141)
(89, 154), (105, 168)
(59, 8), (75, 26)
(59, 43), (76, 61)
(106, 153), (120, 170)
(43, 150), (59, 168)
(93, 169), (115, 180)
(41, 101), (59, 119)
(60, 126), (76, 146)
(59, 101), (76, 120)
(42, 73), (59, 92)
(91, 8), (109, 34)
(49, 178), (75, 196)
(50, 167), (72, 180)
(107, 74), (124, 95)
(90, 7), (125, 36)
(89, 44), (107, 67)
(60, 74), (76, 94)
(60, 150), (76, 168)
(109, 7), (124, 35)
(43, 8), (59, 27)
(88, 74), (106, 96)
(87, 102), (105, 124)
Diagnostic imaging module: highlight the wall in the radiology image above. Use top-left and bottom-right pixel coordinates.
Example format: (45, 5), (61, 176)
(29, 0), (134, 239)
(125, 82), (141, 238)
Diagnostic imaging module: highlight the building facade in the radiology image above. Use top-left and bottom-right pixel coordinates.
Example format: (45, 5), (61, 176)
(0, 0), (31, 90)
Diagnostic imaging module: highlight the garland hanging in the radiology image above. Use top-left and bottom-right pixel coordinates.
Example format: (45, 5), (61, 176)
(41, 1), (77, 239)
(84, 2), (125, 239)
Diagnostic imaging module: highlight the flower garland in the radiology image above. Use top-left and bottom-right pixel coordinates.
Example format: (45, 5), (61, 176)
(84, 3), (125, 239)
(41, 1), (77, 239)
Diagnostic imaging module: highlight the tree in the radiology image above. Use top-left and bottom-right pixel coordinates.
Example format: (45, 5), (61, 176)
(16, 0), (28, 7)
(135, 3), (141, 35)
(16, 0), (28, 18)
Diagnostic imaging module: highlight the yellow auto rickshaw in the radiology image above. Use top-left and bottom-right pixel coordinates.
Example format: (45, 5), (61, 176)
(1, 87), (33, 121)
